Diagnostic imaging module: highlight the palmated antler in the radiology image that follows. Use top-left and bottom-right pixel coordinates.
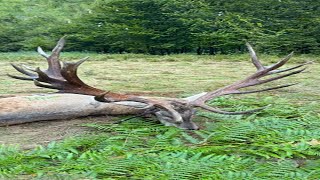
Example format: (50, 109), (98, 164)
(8, 37), (184, 123)
(9, 37), (104, 95)
(187, 43), (310, 114)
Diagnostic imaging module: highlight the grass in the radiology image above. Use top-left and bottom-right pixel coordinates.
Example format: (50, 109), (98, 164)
(0, 52), (319, 179)
(0, 51), (319, 63)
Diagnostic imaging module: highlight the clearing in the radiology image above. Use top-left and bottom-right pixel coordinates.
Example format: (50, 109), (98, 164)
(0, 53), (319, 179)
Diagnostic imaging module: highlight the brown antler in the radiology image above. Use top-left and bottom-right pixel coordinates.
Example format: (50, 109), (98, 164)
(8, 37), (184, 123)
(187, 43), (310, 114)
(8, 37), (104, 95)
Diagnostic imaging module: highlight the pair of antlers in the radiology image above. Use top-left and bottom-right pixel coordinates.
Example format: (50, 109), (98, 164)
(8, 37), (310, 125)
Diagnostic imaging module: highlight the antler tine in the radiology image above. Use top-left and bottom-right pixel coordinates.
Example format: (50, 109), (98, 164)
(246, 42), (294, 76)
(51, 36), (66, 57)
(246, 42), (295, 77)
(231, 83), (298, 95)
(246, 42), (264, 71)
(267, 61), (312, 75)
(7, 74), (36, 81)
(94, 92), (112, 102)
(10, 63), (38, 78)
(7, 63), (38, 81)
(43, 37), (65, 79)
(36, 67), (63, 83)
(61, 57), (89, 86)
(254, 67), (306, 86)
(264, 52), (294, 73)
(21, 64), (37, 72)
(34, 80), (61, 90)
(37, 46), (49, 59)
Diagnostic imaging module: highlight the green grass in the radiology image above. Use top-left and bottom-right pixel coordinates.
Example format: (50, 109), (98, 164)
(0, 53), (319, 179)
(0, 51), (319, 63)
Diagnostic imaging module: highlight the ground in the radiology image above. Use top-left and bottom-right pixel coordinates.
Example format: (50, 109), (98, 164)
(0, 53), (319, 179)
(0, 117), (112, 149)
(0, 54), (319, 148)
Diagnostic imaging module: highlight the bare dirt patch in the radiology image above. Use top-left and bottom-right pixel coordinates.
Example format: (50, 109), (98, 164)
(0, 116), (113, 149)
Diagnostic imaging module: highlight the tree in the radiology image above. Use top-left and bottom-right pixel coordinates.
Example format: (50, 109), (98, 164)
(0, 0), (319, 54)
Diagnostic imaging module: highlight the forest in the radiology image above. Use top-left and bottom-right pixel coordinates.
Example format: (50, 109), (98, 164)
(1, 0), (320, 54)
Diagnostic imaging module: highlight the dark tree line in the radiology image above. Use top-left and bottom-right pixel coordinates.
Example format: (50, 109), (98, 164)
(0, 0), (319, 54)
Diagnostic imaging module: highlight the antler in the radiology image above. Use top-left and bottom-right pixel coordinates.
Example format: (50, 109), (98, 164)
(187, 43), (310, 114)
(9, 38), (107, 96)
(7, 37), (309, 130)
(8, 37), (184, 123)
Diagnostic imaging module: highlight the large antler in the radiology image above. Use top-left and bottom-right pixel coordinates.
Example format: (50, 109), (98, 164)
(9, 37), (105, 95)
(7, 37), (309, 130)
(187, 43), (310, 114)
(8, 37), (184, 123)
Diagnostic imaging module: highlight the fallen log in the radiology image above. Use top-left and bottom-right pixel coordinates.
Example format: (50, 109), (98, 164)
(0, 93), (148, 126)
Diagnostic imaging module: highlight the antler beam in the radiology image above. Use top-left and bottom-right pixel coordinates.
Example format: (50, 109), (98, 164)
(188, 43), (310, 114)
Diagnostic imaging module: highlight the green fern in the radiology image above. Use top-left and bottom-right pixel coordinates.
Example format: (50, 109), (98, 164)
(1, 97), (320, 179)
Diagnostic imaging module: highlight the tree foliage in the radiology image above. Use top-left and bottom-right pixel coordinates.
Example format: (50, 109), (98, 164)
(0, 0), (319, 54)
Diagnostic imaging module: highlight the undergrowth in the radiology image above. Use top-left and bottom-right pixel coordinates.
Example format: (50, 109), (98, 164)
(1, 97), (319, 179)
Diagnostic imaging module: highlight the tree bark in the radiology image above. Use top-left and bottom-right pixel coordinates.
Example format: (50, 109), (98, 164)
(0, 94), (149, 126)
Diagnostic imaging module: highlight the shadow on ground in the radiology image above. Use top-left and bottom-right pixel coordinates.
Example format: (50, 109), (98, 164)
(0, 116), (113, 149)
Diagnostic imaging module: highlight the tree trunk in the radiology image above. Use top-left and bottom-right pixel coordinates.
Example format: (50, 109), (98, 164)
(0, 94), (149, 126)
(197, 47), (202, 55)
